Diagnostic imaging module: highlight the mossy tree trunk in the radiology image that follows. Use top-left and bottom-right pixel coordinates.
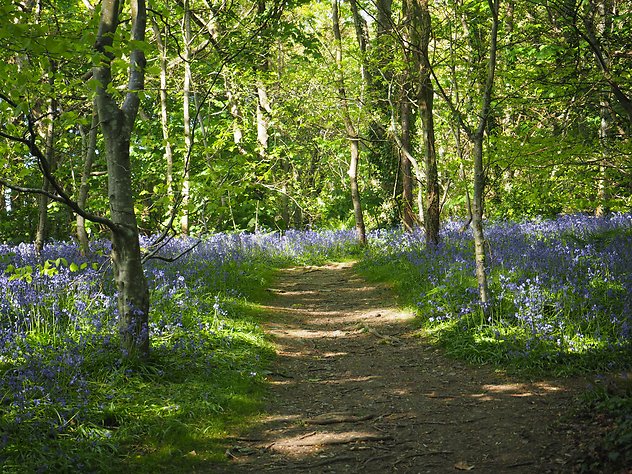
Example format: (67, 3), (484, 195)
(94, 0), (150, 359)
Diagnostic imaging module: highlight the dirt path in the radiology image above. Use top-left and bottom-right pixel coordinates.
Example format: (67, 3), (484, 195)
(215, 262), (584, 473)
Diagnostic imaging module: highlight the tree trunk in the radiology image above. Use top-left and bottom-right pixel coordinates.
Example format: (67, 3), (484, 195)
(101, 117), (150, 358)
(76, 105), (98, 255)
(181, 0), (192, 235)
(94, 0), (150, 359)
(224, 72), (245, 152)
(471, 136), (489, 304)
(596, 97), (611, 216)
(351, 0), (398, 224)
(332, 0), (366, 245)
(469, 0), (500, 306)
(349, 0), (370, 86)
(409, 0), (440, 245)
(256, 1), (272, 161)
(349, 138), (367, 244)
(399, 91), (415, 231)
(420, 70), (440, 246)
(256, 79), (271, 157)
(434, 0), (499, 305)
(34, 90), (57, 256)
(150, 15), (174, 214)
(281, 160), (290, 228)
(594, 1), (613, 216)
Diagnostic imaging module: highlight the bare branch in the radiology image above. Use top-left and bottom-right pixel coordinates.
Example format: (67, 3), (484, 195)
(0, 111), (117, 231)
(142, 238), (202, 264)
(0, 178), (64, 202)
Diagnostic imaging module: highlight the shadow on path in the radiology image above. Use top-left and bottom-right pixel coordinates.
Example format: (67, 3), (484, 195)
(211, 262), (582, 473)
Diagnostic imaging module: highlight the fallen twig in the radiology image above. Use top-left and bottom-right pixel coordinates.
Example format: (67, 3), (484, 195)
(275, 433), (393, 447)
(507, 461), (535, 468)
(305, 455), (357, 468)
(297, 431), (317, 440)
(304, 412), (375, 425)
(394, 450), (454, 466)
(362, 453), (395, 466)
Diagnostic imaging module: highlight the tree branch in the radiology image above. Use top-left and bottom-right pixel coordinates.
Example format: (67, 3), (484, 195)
(0, 114), (117, 231)
(122, 0), (147, 119)
(0, 178), (64, 202)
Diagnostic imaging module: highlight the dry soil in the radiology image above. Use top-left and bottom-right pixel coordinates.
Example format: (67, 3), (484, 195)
(213, 262), (594, 473)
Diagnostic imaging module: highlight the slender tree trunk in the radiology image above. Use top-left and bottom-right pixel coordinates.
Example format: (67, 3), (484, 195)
(469, 0), (500, 305)
(332, 0), (366, 245)
(420, 72), (440, 246)
(435, 0), (498, 304)
(349, 0), (370, 86)
(471, 136), (489, 304)
(281, 160), (290, 228)
(411, 0), (440, 245)
(150, 16), (174, 213)
(400, 92), (415, 231)
(256, 1), (272, 161)
(181, 0), (192, 235)
(224, 73), (245, 151)
(350, 0), (398, 222)
(256, 79), (271, 157)
(596, 97), (611, 216)
(94, 0), (150, 359)
(101, 122), (150, 358)
(594, 1), (612, 216)
(349, 139), (366, 244)
(76, 105), (98, 255)
(34, 85), (57, 256)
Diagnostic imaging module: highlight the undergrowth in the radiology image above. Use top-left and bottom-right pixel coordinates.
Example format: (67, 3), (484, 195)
(357, 213), (632, 472)
(0, 230), (358, 473)
(2, 218), (630, 472)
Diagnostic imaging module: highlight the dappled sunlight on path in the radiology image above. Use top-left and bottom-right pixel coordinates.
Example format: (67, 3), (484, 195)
(211, 262), (583, 473)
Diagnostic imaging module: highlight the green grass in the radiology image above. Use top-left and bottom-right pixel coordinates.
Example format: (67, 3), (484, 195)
(2, 296), (275, 474)
(109, 301), (274, 473)
(1, 258), (279, 474)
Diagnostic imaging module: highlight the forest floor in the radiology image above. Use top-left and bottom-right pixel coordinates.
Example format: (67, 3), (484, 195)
(211, 262), (597, 473)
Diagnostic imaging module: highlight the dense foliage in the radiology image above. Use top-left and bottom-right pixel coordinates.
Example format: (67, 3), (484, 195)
(1, 0), (631, 242)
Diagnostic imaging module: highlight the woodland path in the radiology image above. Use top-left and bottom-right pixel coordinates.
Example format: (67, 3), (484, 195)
(212, 262), (586, 473)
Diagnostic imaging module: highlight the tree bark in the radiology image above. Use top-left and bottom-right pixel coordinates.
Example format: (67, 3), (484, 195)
(594, 0), (613, 216)
(181, 0), (192, 235)
(350, 0), (398, 224)
(256, 1), (272, 160)
(150, 15), (174, 215)
(332, 0), (366, 245)
(471, 136), (489, 304)
(94, 0), (150, 359)
(417, 0), (440, 246)
(431, 0), (498, 305)
(420, 76), (439, 246)
(399, 87), (415, 231)
(405, 0), (440, 244)
(224, 72), (245, 151)
(76, 105), (98, 255)
(469, 0), (500, 306)
(34, 90), (57, 256)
